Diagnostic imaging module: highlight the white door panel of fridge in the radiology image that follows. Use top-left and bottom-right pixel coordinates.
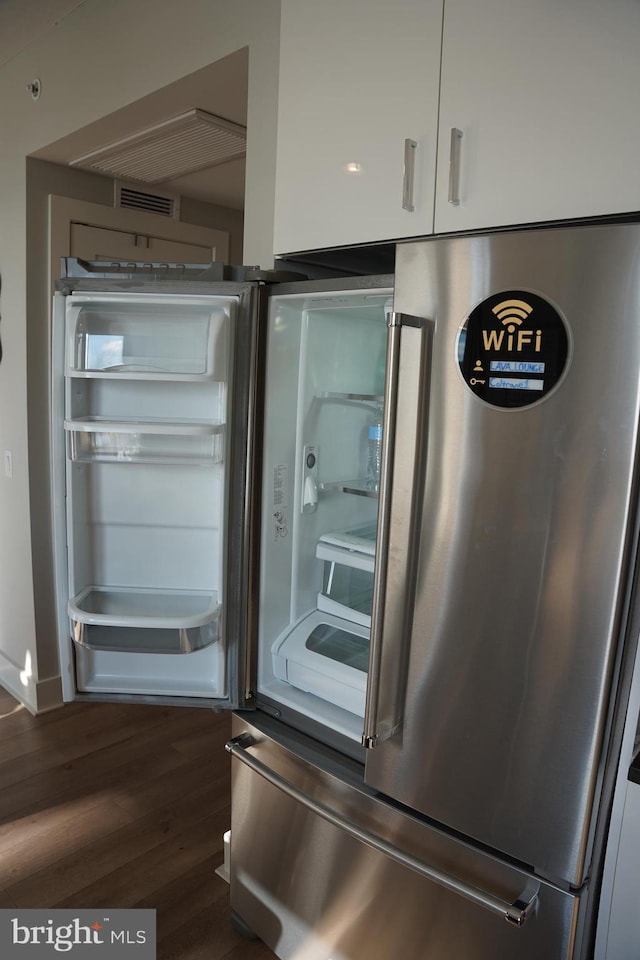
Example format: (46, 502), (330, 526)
(52, 274), (258, 707)
(66, 465), (222, 592)
(62, 290), (229, 695)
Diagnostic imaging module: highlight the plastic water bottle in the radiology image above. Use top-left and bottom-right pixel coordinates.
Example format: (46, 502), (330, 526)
(366, 416), (383, 492)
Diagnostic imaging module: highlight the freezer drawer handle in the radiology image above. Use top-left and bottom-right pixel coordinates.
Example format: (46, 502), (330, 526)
(226, 734), (539, 926)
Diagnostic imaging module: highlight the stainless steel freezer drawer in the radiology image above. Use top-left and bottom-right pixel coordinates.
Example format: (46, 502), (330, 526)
(228, 715), (585, 960)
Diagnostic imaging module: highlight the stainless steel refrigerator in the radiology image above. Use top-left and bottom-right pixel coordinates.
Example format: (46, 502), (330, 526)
(52, 224), (640, 959)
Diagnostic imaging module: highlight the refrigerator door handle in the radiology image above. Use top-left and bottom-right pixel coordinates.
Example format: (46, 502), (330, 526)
(363, 311), (432, 748)
(226, 734), (539, 927)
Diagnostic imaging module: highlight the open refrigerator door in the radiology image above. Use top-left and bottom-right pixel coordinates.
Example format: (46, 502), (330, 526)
(51, 265), (262, 707)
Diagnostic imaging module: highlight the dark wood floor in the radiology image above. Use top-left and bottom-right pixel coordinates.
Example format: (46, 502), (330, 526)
(0, 685), (277, 960)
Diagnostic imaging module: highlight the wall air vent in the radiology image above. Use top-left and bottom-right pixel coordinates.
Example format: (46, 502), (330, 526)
(70, 109), (247, 183)
(115, 182), (180, 218)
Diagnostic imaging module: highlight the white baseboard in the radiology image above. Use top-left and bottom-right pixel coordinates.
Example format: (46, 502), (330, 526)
(0, 650), (64, 715)
(214, 829), (231, 883)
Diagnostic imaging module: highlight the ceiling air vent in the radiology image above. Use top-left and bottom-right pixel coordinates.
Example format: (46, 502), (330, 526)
(70, 109), (246, 183)
(115, 182), (179, 218)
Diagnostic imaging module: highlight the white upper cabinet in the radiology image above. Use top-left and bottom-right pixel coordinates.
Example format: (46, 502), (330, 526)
(275, 0), (640, 254)
(435, 0), (640, 234)
(273, 0), (444, 256)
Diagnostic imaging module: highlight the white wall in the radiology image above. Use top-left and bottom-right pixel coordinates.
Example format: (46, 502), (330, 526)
(0, 0), (280, 711)
(179, 197), (244, 266)
(26, 159), (115, 707)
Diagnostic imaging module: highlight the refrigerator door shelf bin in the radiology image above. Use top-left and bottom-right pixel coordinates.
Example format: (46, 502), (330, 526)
(69, 585), (220, 628)
(65, 418), (225, 465)
(69, 586), (221, 654)
(71, 620), (219, 655)
(66, 294), (233, 380)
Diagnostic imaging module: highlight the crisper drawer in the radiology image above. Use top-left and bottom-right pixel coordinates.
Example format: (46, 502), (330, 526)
(271, 610), (369, 717)
(229, 715), (586, 960)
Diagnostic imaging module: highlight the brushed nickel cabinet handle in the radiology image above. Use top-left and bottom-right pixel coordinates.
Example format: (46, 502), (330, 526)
(448, 127), (463, 205)
(402, 139), (417, 212)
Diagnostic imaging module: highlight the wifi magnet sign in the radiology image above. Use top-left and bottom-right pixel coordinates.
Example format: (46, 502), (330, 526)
(457, 289), (569, 409)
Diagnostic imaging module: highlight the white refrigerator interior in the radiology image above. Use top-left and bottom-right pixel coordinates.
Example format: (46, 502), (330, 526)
(258, 287), (391, 739)
(58, 292), (235, 698)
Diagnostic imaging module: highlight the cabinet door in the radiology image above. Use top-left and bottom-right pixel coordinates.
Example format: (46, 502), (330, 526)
(435, 0), (640, 234)
(70, 222), (229, 264)
(274, 0), (443, 255)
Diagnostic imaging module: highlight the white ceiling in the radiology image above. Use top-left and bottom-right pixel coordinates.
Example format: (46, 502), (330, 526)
(5, 1), (249, 211)
(0, 0), (88, 68)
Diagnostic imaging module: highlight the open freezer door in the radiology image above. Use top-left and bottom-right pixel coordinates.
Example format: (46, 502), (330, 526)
(51, 264), (262, 709)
